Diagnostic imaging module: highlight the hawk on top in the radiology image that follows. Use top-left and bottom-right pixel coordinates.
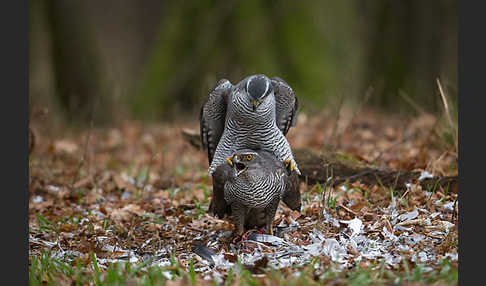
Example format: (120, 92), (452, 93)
(199, 74), (300, 176)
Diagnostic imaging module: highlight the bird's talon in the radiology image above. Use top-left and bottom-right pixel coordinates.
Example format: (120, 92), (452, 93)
(226, 155), (235, 166)
(283, 158), (292, 169)
(232, 231), (251, 244)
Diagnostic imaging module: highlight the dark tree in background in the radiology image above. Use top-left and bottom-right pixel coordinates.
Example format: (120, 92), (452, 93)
(29, 0), (457, 124)
(358, 0), (457, 112)
(30, 0), (163, 125)
(44, 1), (103, 124)
(135, 1), (368, 119)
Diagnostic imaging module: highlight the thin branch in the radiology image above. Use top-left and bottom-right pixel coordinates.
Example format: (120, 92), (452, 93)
(339, 204), (357, 216)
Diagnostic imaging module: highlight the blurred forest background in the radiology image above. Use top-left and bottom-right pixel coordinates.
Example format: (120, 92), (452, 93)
(29, 0), (457, 127)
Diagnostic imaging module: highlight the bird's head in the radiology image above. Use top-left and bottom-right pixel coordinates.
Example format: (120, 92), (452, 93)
(225, 151), (260, 177)
(246, 74), (273, 111)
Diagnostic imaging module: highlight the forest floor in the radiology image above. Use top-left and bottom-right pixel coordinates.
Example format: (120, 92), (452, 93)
(29, 108), (458, 285)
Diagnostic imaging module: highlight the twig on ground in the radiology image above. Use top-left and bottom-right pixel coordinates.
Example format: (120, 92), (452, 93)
(339, 204), (357, 216)
(399, 189), (409, 201)
(399, 188), (411, 206)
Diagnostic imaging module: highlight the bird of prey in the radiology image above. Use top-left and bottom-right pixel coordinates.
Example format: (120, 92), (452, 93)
(199, 74), (300, 176)
(208, 149), (301, 235)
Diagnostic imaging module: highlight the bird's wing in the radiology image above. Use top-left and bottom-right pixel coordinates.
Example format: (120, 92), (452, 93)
(208, 163), (232, 218)
(200, 79), (233, 165)
(282, 171), (301, 211)
(271, 77), (299, 136)
(262, 150), (301, 211)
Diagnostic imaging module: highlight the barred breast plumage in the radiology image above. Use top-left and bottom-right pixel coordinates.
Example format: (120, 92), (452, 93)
(208, 149), (301, 235)
(224, 157), (284, 209)
(200, 74), (300, 176)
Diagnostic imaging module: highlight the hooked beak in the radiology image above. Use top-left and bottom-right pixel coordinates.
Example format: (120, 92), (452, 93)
(251, 100), (261, 112)
(228, 155), (247, 176)
(251, 91), (271, 111)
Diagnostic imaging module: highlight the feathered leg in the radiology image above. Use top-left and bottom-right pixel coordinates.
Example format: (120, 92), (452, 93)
(264, 198), (280, 235)
(231, 202), (247, 236)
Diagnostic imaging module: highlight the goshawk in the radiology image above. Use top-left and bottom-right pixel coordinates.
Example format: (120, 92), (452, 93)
(208, 149), (301, 235)
(200, 74), (300, 175)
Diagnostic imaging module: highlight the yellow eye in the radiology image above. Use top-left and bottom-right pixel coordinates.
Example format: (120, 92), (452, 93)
(246, 154), (253, 161)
